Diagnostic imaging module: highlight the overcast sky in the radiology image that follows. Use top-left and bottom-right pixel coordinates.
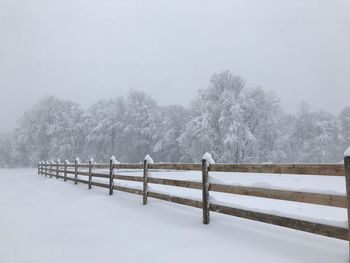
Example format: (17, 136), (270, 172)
(0, 0), (349, 132)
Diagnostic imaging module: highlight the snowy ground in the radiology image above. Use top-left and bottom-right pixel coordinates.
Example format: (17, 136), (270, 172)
(0, 168), (348, 263)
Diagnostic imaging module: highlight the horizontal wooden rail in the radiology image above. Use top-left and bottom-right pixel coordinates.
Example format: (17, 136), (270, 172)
(41, 163), (345, 176)
(210, 183), (348, 208)
(114, 174), (143, 182)
(210, 203), (349, 240)
(148, 163), (202, 171)
(114, 185), (143, 195)
(208, 164), (344, 176)
(112, 173), (347, 208)
(148, 177), (202, 190)
(91, 181), (109, 189)
(91, 172), (109, 178)
(148, 191), (203, 209)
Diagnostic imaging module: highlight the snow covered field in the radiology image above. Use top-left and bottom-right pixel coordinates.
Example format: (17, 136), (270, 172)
(0, 168), (348, 263)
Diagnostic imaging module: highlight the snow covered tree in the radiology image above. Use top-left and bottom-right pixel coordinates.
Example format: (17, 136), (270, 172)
(179, 71), (279, 163)
(152, 105), (190, 162)
(339, 107), (350, 151)
(13, 96), (86, 165)
(0, 133), (13, 167)
(85, 97), (127, 162)
(288, 102), (342, 163)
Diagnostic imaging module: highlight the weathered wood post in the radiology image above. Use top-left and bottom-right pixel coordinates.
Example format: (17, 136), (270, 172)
(49, 161), (53, 178)
(202, 153), (214, 224)
(88, 158), (93, 189)
(56, 159), (60, 179)
(202, 158), (210, 224)
(109, 156), (115, 195)
(64, 160), (68, 182)
(343, 150), (350, 256)
(74, 157), (80, 185)
(40, 161), (44, 175)
(45, 161), (48, 177)
(143, 156), (150, 205)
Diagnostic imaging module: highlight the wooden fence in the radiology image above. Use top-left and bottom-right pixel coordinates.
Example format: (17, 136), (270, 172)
(38, 157), (350, 252)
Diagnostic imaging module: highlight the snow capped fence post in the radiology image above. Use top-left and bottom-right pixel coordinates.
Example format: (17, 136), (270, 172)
(202, 153), (214, 224)
(88, 158), (93, 190)
(74, 158), (80, 185)
(64, 160), (68, 182)
(49, 161), (53, 178)
(56, 159), (60, 179)
(344, 148), (350, 251)
(40, 161), (44, 175)
(109, 156), (117, 195)
(143, 155), (153, 205)
(45, 161), (49, 177)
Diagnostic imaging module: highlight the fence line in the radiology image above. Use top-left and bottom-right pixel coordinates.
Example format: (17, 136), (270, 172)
(38, 156), (350, 246)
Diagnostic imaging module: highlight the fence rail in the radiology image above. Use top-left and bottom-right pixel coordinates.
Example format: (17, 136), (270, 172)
(38, 157), (350, 248)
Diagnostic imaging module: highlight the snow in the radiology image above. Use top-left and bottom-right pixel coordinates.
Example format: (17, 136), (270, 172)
(344, 146), (350, 157)
(75, 157), (81, 164)
(144, 154), (154, 164)
(65, 159), (70, 164)
(89, 158), (94, 163)
(0, 169), (348, 263)
(202, 152), (215, 164)
(110, 155), (119, 164)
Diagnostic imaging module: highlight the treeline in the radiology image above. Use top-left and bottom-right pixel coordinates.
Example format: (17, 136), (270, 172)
(0, 71), (349, 167)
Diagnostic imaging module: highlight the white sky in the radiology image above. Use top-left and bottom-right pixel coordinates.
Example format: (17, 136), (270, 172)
(0, 0), (349, 132)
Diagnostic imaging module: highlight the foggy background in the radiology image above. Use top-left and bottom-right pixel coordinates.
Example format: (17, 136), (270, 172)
(1, 0), (350, 133)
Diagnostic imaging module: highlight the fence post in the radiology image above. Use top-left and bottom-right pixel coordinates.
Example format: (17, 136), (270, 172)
(40, 161), (44, 175)
(56, 159), (60, 179)
(344, 156), (350, 254)
(64, 160), (68, 182)
(45, 161), (48, 177)
(202, 158), (210, 224)
(109, 158), (114, 195)
(143, 159), (149, 205)
(49, 161), (53, 178)
(74, 158), (79, 185)
(88, 158), (93, 189)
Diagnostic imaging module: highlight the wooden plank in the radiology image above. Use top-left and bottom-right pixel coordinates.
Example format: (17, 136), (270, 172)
(91, 181), (109, 189)
(209, 164), (344, 176)
(148, 191), (202, 208)
(114, 163), (143, 169)
(77, 171), (89, 176)
(210, 203), (349, 240)
(114, 174), (143, 182)
(148, 178), (202, 189)
(56, 174), (88, 185)
(91, 172), (109, 178)
(148, 163), (202, 171)
(114, 185), (143, 196)
(210, 184), (347, 208)
(89, 163), (110, 169)
(49, 162), (344, 175)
